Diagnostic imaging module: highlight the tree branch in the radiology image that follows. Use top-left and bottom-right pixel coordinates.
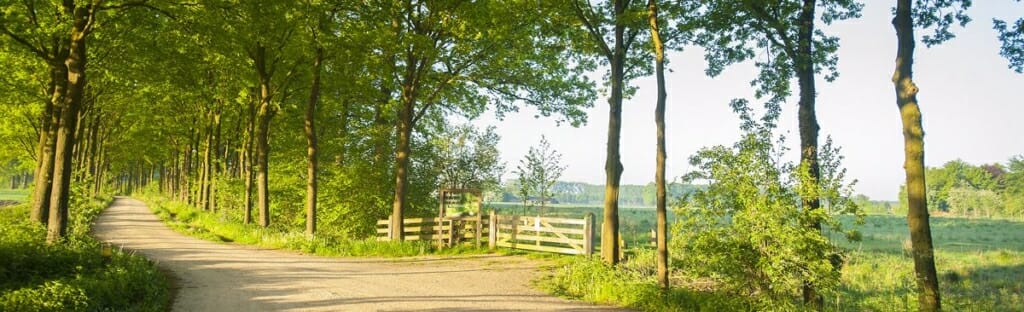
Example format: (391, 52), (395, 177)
(572, 0), (613, 58)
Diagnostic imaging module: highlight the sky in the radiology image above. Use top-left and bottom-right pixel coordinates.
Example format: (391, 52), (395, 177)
(474, 1), (1024, 201)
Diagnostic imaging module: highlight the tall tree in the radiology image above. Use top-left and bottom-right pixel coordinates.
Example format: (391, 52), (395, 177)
(565, 0), (651, 265)
(646, 0), (668, 289)
(381, 0), (593, 240)
(892, 0), (971, 310)
(693, 0), (861, 305)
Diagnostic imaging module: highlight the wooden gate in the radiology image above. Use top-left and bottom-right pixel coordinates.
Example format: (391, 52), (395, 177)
(377, 212), (595, 256)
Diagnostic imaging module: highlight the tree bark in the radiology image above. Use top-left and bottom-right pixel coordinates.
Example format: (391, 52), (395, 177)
(254, 44), (274, 228)
(601, 0), (626, 265)
(305, 47), (322, 237)
(647, 0), (669, 288)
(210, 108), (222, 212)
(893, 1), (941, 310)
(390, 78), (415, 241)
(199, 111), (212, 210)
(47, 4), (90, 244)
(244, 99), (256, 224)
(793, 0), (824, 308)
(31, 58), (66, 225)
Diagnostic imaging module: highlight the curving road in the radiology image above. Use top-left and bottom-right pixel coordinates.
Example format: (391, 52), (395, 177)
(92, 197), (622, 311)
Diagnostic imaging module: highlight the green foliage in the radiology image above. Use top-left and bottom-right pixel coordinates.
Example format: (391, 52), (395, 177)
(994, 16), (1024, 73)
(539, 213), (1024, 311)
(0, 194), (168, 312)
(514, 135), (565, 212)
(539, 251), (751, 312)
(692, 0), (862, 107)
(911, 0), (973, 47)
(673, 101), (861, 307)
(897, 156), (1024, 218)
(434, 123), (505, 192)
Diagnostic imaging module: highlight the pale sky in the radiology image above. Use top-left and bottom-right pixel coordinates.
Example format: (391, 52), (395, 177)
(476, 2), (1024, 201)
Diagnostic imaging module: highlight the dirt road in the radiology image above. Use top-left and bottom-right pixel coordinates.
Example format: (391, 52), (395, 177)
(92, 197), (621, 311)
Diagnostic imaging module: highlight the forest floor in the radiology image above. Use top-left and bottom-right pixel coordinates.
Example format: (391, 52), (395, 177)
(92, 197), (622, 311)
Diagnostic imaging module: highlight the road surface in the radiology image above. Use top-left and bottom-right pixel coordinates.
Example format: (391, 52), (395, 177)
(92, 197), (621, 311)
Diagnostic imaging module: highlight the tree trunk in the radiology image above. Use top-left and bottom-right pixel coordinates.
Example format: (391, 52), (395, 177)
(200, 113), (212, 210)
(795, 0), (823, 308)
(305, 47), (322, 237)
(647, 0), (669, 289)
(893, 1), (941, 310)
(254, 44), (274, 228)
(244, 99), (256, 224)
(47, 5), (90, 244)
(210, 108), (222, 212)
(601, 0), (626, 265)
(390, 84), (415, 241)
(31, 59), (66, 225)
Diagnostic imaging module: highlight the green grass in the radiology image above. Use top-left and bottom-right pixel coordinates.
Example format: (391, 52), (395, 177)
(142, 195), (491, 258)
(540, 214), (1024, 311)
(0, 188), (30, 203)
(0, 193), (169, 311)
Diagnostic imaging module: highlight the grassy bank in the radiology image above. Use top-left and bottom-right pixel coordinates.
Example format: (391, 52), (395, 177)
(141, 195), (489, 258)
(0, 194), (169, 311)
(542, 215), (1024, 311)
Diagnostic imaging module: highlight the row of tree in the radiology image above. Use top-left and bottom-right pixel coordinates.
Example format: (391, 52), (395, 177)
(1, 0), (1021, 310)
(497, 179), (698, 207)
(898, 157), (1024, 219)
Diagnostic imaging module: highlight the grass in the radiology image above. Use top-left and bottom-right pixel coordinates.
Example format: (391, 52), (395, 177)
(0, 193), (169, 311)
(0, 188), (31, 203)
(142, 195), (492, 258)
(540, 214), (1024, 311)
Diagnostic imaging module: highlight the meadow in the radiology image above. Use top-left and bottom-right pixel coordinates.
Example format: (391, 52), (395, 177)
(0, 188), (30, 204)
(492, 202), (1024, 311)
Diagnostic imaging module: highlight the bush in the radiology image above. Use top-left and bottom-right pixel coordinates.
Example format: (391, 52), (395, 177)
(0, 190), (169, 312)
(540, 251), (750, 311)
(672, 100), (862, 308)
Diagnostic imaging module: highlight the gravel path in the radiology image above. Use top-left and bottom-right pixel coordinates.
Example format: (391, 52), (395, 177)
(92, 197), (623, 311)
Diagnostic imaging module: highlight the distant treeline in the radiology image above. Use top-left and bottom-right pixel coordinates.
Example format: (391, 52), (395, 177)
(898, 156), (1024, 218)
(497, 180), (700, 207)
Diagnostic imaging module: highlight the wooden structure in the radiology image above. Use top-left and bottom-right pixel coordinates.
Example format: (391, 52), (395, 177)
(377, 211), (595, 256)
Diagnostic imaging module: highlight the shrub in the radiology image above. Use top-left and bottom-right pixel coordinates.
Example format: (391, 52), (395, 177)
(672, 100), (862, 308)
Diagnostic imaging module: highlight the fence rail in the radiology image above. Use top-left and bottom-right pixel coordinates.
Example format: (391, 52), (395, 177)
(377, 212), (595, 256)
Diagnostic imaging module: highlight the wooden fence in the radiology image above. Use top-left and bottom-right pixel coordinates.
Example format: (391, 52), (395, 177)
(377, 212), (595, 256)
(375, 214), (489, 248)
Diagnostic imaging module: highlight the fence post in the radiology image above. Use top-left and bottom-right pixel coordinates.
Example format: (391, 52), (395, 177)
(510, 215), (518, 249)
(488, 210), (497, 251)
(475, 213), (483, 248)
(387, 214), (393, 240)
(584, 213), (594, 257)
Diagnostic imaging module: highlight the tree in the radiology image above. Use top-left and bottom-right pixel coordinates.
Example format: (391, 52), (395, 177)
(436, 124), (505, 193)
(891, 0), (971, 310)
(380, 0), (593, 240)
(993, 4), (1023, 73)
(692, 0), (861, 305)
(514, 135), (565, 216)
(674, 100), (860, 308)
(563, 0), (651, 265)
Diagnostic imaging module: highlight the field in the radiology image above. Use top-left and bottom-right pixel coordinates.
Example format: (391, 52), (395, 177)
(0, 189), (30, 202)
(491, 202), (1024, 310)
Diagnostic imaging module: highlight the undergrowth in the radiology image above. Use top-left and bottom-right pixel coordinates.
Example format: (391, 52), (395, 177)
(543, 215), (1024, 311)
(538, 249), (752, 311)
(0, 192), (169, 311)
(141, 195), (491, 258)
